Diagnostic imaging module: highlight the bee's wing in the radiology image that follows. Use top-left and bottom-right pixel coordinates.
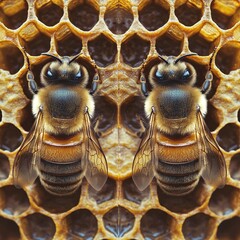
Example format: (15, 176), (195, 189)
(13, 110), (44, 188)
(132, 108), (156, 191)
(83, 108), (108, 191)
(196, 108), (226, 188)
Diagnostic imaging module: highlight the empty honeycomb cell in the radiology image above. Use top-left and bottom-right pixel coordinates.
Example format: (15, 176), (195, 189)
(157, 180), (208, 213)
(31, 180), (81, 213)
(211, 0), (240, 30)
(35, 0), (63, 26)
(0, 217), (20, 240)
(0, 41), (24, 74)
(0, 153), (10, 180)
(175, 0), (203, 26)
(92, 96), (117, 136)
(120, 96), (147, 137)
(20, 102), (35, 132)
(0, 185), (29, 215)
(217, 123), (240, 151)
(22, 213), (55, 240)
(88, 34), (117, 67)
(0, 0), (28, 30)
(230, 153), (240, 180)
(103, 206), (135, 237)
(141, 209), (174, 240)
(156, 33), (182, 56)
(209, 186), (240, 216)
(188, 33), (214, 56)
(68, 1), (99, 31)
(55, 28), (82, 56)
(215, 42), (240, 74)
(123, 178), (150, 204)
(104, 6), (133, 35)
(19, 24), (51, 56)
(217, 217), (240, 239)
(182, 213), (214, 240)
(204, 103), (220, 131)
(121, 34), (150, 67)
(66, 209), (97, 239)
(0, 123), (23, 151)
(138, 1), (169, 31)
(88, 178), (115, 204)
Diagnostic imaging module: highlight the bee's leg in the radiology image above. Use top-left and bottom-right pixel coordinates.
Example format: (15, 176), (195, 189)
(90, 72), (99, 95)
(201, 71), (213, 95)
(27, 70), (38, 95)
(140, 71), (149, 97)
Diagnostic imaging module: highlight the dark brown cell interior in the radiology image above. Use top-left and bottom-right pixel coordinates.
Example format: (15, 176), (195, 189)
(204, 103), (220, 132)
(22, 32), (50, 56)
(35, 2), (63, 26)
(88, 34), (117, 67)
(20, 102), (35, 131)
(0, 153), (10, 180)
(121, 34), (150, 67)
(138, 2), (169, 31)
(230, 153), (240, 180)
(157, 180), (208, 213)
(31, 179), (81, 213)
(123, 178), (150, 204)
(0, 123), (23, 151)
(0, 42), (24, 74)
(156, 34), (182, 56)
(68, 3), (99, 31)
(88, 178), (116, 204)
(0, 1), (28, 29)
(66, 209), (97, 239)
(0, 217), (20, 240)
(56, 33), (82, 56)
(0, 185), (30, 215)
(22, 213), (55, 240)
(104, 7), (133, 35)
(188, 34), (214, 56)
(215, 43), (240, 74)
(182, 213), (214, 240)
(209, 186), (239, 216)
(103, 206), (135, 237)
(238, 109), (240, 122)
(175, 2), (202, 26)
(120, 96), (147, 138)
(0, 110), (1, 121)
(217, 217), (240, 240)
(141, 209), (173, 240)
(217, 123), (240, 151)
(92, 95), (117, 136)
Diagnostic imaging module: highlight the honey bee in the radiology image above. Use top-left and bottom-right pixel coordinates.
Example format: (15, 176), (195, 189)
(13, 52), (108, 195)
(132, 53), (227, 196)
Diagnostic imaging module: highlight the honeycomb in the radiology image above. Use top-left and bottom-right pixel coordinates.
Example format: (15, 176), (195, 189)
(0, 0), (239, 239)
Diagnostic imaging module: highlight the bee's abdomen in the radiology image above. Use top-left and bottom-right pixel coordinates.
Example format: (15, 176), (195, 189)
(156, 159), (201, 195)
(39, 159), (83, 195)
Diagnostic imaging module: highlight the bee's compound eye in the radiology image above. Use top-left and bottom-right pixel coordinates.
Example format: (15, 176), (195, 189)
(76, 70), (81, 79)
(182, 69), (190, 80)
(47, 69), (53, 78)
(155, 70), (164, 80)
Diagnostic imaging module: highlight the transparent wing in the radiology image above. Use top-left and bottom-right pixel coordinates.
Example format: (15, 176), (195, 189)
(13, 110), (44, 188)
(196, 108), (226, 188)
(132, 108), (156, 191)
(83, 107), (108, 191)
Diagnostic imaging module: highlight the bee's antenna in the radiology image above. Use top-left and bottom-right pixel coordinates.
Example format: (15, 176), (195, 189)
(22, 47), (31, 70)
(158, 55), (169, 64)
(41, 53), (62, 63)
(69, 53), (82, 63)
(174, 53), (197, 64)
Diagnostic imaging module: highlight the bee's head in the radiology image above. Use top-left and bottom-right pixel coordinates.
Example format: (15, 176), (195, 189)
(149, 53), (197, 87)
(40, 53), (89, 87)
